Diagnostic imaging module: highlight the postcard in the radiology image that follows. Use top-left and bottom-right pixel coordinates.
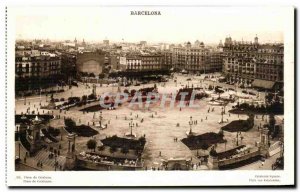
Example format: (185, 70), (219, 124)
(6, 5), (295, 187)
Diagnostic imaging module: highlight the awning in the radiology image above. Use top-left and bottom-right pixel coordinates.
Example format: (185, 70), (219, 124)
(252, 79), (275, 89)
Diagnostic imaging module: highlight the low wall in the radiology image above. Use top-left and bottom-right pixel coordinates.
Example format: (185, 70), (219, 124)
(76, 158), (143, 171)
(218, 150), (260, 167)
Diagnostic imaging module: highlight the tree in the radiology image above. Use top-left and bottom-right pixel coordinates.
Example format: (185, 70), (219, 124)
(86, 139), (97, 152)
(138, 136), (146, 147)
(64, 118), (76, 128)
(268, 114), (276, 134)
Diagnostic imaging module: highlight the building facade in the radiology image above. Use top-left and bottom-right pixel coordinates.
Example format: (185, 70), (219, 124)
(123, 54), (163, 71)
(171, 42), (223, 73)
(76, 51), (105, 76)
(15, 53), (61, 91)
(223, 36), (284, 88)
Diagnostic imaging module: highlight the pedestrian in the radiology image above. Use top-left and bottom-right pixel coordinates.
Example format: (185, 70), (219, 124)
(206, 116), (207, 120)
(24, 157), (26, 163)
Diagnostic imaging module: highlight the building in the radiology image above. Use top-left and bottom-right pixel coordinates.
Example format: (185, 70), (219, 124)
(15, 52), (61, 91)
(122, 53), (163, 71)
(76, 51), (105, 76)
(172, 41), (222, 73)
(207, 51), (223, 72)
(125, 56), (142, 71)
(223, 36), (284, 89)
(162, 50), (173, 70)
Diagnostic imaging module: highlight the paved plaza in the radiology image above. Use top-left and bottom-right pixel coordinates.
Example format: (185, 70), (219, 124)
(15, 73), (282, 170)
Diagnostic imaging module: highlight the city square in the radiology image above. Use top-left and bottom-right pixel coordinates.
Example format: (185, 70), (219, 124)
(15, 71), (284, 171)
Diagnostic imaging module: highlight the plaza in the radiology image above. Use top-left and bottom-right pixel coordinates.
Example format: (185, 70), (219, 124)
(15, 73), (284, 171)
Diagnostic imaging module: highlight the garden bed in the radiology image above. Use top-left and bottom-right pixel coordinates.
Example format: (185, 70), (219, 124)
(101, 135), (146, 151)
(65, 125), (98, 137)
(80, 104), (107, 112)
(229, 102), (284, 115)
(221, 115), (254, 132)
(181, 132), (225, 150)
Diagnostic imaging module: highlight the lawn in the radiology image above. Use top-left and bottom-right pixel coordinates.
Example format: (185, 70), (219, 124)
(101, 135), (146, 151)
(221, 115), (254, 132)
(65, 125), (99, 137)
(181, 132), (225, 150)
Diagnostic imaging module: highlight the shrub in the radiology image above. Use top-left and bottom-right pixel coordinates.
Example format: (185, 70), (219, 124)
(64, 118), (76, 128)
(86, 139), (97, 152)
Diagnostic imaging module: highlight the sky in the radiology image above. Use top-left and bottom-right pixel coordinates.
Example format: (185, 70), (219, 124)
(13, 6), (287, 44)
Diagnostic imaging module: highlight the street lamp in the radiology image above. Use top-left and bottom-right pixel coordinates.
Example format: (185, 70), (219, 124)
(189, 116), (193, 135)
(99, 111), (103, 128)
(221, 107), (224, 123)
(129, 118), (134, 137)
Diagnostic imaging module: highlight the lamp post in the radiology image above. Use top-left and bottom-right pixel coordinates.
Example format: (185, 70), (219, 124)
(221, 107), (224, 123)
(129, 118), (134, 137)
(189, 116), (193, 135)
(99, 111), (103, 128)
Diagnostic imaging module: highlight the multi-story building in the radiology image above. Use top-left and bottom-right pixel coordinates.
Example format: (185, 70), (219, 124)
(172, 42), (223, 73)
(15, 53), (61, 91)
(207, 51), (223, 73)
(123, 53), (163, 71)
(162, 50), (173, 70)
(125, 56), (142, 71)
(223, 36), (284, 89)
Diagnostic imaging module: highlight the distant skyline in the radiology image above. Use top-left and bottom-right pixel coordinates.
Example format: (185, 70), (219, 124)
(14, 6), (285, 44)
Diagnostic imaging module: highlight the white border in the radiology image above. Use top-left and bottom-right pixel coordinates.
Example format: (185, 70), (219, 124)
(5, 5), (295, 187)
